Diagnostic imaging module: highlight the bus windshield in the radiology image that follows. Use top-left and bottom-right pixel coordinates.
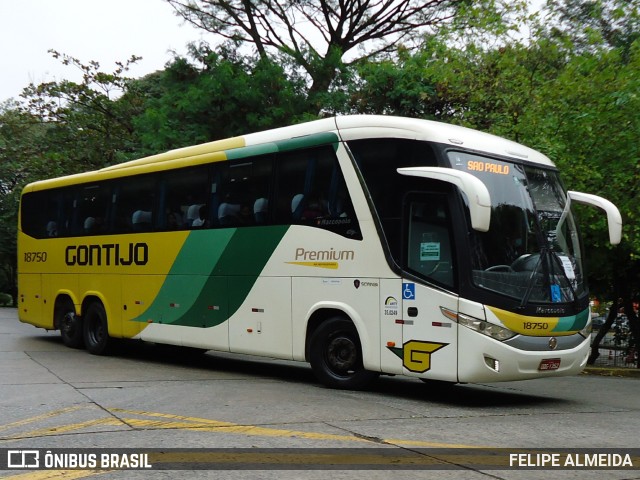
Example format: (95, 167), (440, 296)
(449, 151), (586, 305)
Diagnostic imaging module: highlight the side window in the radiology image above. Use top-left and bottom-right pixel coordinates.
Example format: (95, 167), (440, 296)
(21, 191), (49, 239)
(404, 194), (455, 289)
(348, 138), (439, 261)
(21, 188), (81, 239)
(216, 155), (273, 227)
(275, 151), (312, 223)
(72, 184), (111, 236)
(275, 146), (361, 239)
(113, 176), (157, 233)
(162, 166), (210, 229)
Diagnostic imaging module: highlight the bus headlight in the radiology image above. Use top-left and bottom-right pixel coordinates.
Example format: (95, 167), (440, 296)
(457, 313), (517, 341)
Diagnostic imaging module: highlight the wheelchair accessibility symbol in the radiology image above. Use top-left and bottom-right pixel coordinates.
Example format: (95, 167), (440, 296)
(402, 283), (415, 300)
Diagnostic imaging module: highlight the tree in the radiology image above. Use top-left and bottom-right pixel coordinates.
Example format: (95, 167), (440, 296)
(20, 50), (144, 169)
(132, 44), (309, 152)
(166, 0), (527, 109)
(0, 102), (50, 302)
(0, 52), (146, 303)
(346, 46), (439, 117)
(544, 0), (640, 57)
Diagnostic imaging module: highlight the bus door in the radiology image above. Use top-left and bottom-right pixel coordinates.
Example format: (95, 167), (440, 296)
(400, 192), (459, 382)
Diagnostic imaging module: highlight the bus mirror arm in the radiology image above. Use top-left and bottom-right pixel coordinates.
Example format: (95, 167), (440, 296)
(397, 167), (491, 232)
(567, 191), (623, 245)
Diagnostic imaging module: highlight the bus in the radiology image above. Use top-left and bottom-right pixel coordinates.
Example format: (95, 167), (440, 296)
(17, 115), (622, 389)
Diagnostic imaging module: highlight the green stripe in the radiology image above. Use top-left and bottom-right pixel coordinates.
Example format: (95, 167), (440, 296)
(225, 143), (278, 160)
(552, 308), (589, 332)
(274, 132), (339, 152)
(223, 133), (340, 162)
(134, 226), (289, 328)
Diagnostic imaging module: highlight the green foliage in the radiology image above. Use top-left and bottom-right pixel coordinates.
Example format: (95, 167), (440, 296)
(0, 292), (12, 307)
(349, 48), (438, 118)
(132, 45), (310, 153)
(166, 0), (530, 112)
(544, 0), (640, 57)
(1, 52), (147, 301)
(19, 50), (144, 169)
(538, 41), (640, 297)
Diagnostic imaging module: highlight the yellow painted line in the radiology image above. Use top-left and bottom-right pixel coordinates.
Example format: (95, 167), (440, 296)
(111, 409), (483, 448)
(389, 439), (486, 448)
(125, 418), (369, 442)
(110, 408), (234, 426)
(1, 471), (108, 480)
(1, 406), (484, 455)
(0, 406), (85, 433)
(111, 409), (368, 443)
(2, 418), (123, 441)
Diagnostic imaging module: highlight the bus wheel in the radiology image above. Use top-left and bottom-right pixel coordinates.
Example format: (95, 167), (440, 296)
(58, 301), (83, 349)
(83, 302), (111, 355)
(309, 317), (377, 390)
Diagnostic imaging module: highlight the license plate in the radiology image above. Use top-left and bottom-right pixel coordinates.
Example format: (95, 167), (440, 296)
(539, 358), (561, 371)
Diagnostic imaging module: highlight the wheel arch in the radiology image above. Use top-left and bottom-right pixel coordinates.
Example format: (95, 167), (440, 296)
(80, 292), (117, 337)
(53, 291), (80, 330)
(304, 302), (370, 364)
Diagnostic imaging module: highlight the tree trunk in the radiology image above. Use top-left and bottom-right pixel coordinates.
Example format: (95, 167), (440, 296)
(587, 297), (619, 365)
(623, 297), (639, 368)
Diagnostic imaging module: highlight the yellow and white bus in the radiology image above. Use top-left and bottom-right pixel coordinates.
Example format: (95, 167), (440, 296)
(18, 115), (622, 388)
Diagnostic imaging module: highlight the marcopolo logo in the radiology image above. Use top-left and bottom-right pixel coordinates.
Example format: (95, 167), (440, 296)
(65, 243), (149, 267)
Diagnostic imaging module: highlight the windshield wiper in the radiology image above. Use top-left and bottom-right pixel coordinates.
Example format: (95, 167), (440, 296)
(517, 247), (579, 310)
(517, 249), (545, 310)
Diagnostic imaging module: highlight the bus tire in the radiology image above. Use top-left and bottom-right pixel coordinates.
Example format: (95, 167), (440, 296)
(309, 316), (377, 390)
(83, 302), (111, 355)
(57, 299), (83, 349)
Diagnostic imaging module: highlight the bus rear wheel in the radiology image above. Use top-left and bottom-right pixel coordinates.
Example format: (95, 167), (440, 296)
(57, 300), (83, 349)
(309, 317), (377, 390)
(83, 302), (112, 355)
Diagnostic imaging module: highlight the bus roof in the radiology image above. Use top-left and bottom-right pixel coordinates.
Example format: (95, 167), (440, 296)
(23, 115), (554, 192)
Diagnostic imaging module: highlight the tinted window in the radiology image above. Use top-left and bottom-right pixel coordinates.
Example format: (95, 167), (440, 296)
(405, 194), (455, 289)
(216, 156), (273, 227)
(21, 143), (361, 239)
(113, 175), (157, 233)
(347, 139), (438, 260)
(73, 184), (111, 236)
(163, 166), (210, 229)
(275, 146), (361, 239)
(21, 189), (75, 239)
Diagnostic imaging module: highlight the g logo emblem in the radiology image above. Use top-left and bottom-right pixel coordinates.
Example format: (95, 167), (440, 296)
(388, 340), (448, 373)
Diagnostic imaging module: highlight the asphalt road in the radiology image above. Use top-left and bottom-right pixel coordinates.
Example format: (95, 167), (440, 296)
(1, 307), (639, 479)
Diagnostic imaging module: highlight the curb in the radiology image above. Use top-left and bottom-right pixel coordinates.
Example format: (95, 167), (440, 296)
(583, 367), (640, 378)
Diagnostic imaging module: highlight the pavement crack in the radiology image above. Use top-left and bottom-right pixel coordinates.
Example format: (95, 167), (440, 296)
(24, 352), (133, 429)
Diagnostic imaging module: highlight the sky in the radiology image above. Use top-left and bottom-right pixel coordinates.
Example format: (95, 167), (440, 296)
(0, 0), (205, 102)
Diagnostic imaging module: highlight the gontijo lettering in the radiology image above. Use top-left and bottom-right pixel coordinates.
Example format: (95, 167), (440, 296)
(65, 243), (149, 266)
